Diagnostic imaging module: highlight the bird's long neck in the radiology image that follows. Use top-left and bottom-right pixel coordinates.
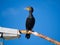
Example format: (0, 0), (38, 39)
(28, 11), (33, 18)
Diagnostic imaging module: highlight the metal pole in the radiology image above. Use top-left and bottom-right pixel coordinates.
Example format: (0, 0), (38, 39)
(0, 38), (4, 45)
(19, 30), (60, 45)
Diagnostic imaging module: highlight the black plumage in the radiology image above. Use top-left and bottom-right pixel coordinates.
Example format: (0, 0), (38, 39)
(25, 7), (35, 39)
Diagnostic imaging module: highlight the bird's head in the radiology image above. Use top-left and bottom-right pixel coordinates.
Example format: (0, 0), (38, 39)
(25, 7), (34, 13)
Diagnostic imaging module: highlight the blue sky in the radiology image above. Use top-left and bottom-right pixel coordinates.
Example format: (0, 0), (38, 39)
(0, 0), (60, 45)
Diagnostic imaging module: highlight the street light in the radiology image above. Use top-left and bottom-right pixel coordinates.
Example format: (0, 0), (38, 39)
(0, 27), (60, 45)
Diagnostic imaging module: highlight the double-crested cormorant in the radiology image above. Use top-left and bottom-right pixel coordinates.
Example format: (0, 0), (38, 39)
(25, 7), (35, 39)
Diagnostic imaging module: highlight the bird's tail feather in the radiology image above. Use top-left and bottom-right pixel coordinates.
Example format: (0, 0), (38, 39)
(25, 34), (30, 39)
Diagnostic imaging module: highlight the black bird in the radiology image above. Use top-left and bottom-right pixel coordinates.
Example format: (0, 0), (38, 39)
(25, 7), (35, 39)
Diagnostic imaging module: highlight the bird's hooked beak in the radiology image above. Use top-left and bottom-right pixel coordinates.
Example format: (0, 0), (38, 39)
(24, 7), (31, 11)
